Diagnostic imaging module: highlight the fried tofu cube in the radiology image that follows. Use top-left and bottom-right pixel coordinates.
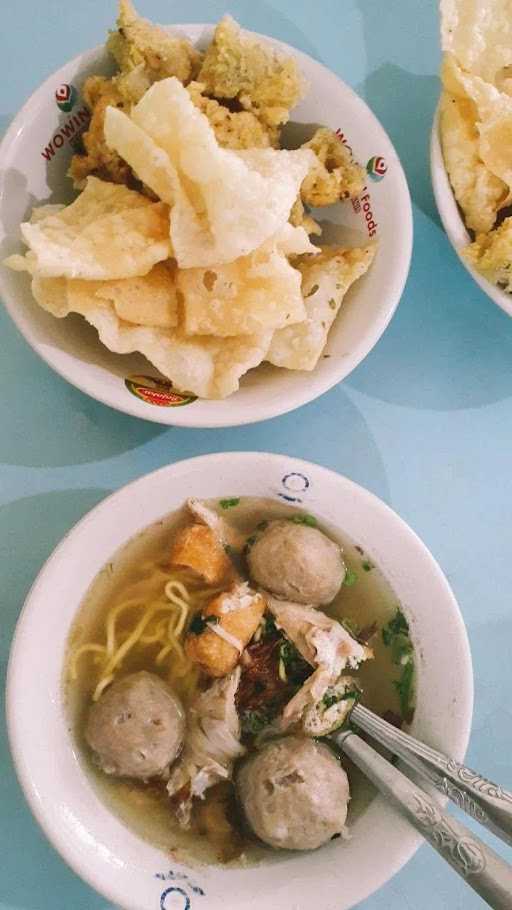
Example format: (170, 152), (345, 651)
(170, 524), (231, 585)
(185, 583), (266, 677)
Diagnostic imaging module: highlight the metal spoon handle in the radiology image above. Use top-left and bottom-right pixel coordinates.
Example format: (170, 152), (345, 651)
(337, 730), (512, 910)
(351, 704), (512, 846)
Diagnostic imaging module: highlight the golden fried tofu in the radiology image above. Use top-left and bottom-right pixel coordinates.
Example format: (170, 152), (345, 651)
(170, 524), (232, 585)
(300, 127), (366, 207)
(185, 583), (265, 677)
(68, 75), (134, 189)
(289, 196), (322, 236)
(463, 217), (512, 290)
(197, 15), (303, 127)
(186, 81), (277, 149)
(107, 0), (201, 85)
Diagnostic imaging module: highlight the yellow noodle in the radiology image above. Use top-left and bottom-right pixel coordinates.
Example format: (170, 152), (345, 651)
(69, 563), (215, 706)
(94, 673), (115, 701)
(98, 604), (178, 682)
(105, 601), (134, 658)
(68, 644), (107, 680)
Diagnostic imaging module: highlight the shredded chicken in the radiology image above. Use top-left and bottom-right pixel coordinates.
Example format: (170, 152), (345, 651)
(186, 498), (245, 550)
(167, 667), (246, 827)
(266, 597), (372, 728)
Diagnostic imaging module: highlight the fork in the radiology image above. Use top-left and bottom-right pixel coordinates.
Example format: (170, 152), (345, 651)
(333, 707), (512, 910)
(351, 703), (512, 846)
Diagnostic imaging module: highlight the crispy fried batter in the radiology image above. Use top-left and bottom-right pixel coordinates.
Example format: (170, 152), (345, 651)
(197, 15), (303, 127)
(186, 81), (277, 149)
(185, 585), (265, 677)
(440, 89), (508, 234)
(68, 76), (134, 189)
(107, 0), (201, 85)
(70, 0), (203, 188)
(463, 216), (512, 290)
(170, 524), (232, 585)
(289, 196), (322, 236)
(300, 127), (366, 207)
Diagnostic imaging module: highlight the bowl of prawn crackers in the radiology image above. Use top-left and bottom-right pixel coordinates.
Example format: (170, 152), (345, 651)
(432, 0), (512, 318)
(0, 1), (412, 426)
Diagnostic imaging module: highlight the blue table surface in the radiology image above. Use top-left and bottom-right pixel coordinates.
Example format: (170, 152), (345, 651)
(1, 1), (512, 908)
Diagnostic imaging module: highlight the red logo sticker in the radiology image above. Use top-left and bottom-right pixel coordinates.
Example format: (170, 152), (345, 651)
(125, 374), (197, 407)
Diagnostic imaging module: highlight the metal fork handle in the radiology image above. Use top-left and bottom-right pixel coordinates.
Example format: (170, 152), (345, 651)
(352, 704), (512, 847)
(337, 730), (512, 910)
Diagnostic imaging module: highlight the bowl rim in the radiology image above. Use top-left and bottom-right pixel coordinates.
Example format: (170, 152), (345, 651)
(0, 25), (413, 428)
(6, 451), (473, 910)
(430, 102), (512, 319)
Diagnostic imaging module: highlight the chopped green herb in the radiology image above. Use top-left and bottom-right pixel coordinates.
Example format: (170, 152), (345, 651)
(322, 691), (339, 709)
(343, 568), (358, 587)
(362, 560), (374, 572)
(394, 658), (414, 719)
(279, 639), (310, 685)
(241, 710), (270, 735)
(219, 497), (240, 509)
(382, 609), (415, 720)
(382, 609), (409, 646)
(322, 688), (359, 709)
(305, 283), (319, 297)
(328, 298), (337, 310)
(289, 514), (318, 527)
(263, 614), (277, 638)
(243, 534), (257, 557)
(189, 614), (219, 635)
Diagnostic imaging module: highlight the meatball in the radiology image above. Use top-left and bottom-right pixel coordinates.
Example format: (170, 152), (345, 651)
(85, 671), (185, 779)
(236, 736), (349, 850)
(247, 520), (345, 605)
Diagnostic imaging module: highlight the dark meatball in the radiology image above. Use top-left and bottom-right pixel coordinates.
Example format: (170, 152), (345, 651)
(85, 671), (185, 779)
(237, 736), (350, 849)
(247, 520), (345, 605)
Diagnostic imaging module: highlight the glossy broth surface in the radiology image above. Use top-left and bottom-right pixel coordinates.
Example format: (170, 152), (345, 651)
(65, 497), (408, 866)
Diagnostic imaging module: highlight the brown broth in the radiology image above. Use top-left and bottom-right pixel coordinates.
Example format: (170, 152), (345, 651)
(64, 497), (411, 867)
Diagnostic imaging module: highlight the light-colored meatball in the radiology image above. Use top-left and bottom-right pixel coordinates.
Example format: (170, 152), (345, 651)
(237, 736), (350, 850)
(85, 671), (185, 780)
(247, 520), (345, 605)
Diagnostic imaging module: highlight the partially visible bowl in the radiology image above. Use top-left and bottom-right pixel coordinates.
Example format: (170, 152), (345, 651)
(7, 451), (473, 910)
(0, 24), (413, 428)
(431, 105), (512, 319)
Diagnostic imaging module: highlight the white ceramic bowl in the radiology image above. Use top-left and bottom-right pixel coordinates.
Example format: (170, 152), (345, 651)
(0, 25), (412, 428)
(7, 452), (472, 910)
(431, 105), (512, 318)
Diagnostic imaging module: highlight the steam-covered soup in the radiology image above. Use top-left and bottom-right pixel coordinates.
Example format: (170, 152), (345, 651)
(65, 497), (415, 865)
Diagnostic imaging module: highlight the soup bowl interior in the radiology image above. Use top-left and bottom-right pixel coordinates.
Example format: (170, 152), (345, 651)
(7, 452), (473, 910)
(0, 25), (412, 427)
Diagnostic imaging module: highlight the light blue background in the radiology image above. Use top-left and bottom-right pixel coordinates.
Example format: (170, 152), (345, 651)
(1, 1), (512, 908)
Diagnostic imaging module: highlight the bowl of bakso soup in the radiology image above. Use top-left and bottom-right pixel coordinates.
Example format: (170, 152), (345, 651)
(7, 452), (473, 910)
